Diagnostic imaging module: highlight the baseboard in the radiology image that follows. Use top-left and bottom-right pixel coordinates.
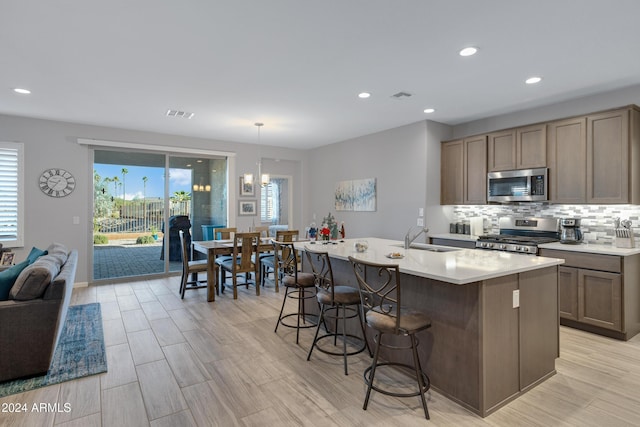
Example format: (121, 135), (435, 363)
(73, 282), (89, 288)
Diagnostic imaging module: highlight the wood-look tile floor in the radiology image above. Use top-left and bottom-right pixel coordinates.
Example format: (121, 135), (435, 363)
(3, 276), (640, 426)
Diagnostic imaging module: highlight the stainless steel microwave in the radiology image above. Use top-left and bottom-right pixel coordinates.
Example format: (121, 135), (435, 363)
(487, 168), (548, 202)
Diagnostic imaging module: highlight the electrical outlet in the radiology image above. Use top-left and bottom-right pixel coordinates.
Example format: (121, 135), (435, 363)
(72, 216), (80, 225)
(513, 290), (520, 308)
(417, 218), (424, 227)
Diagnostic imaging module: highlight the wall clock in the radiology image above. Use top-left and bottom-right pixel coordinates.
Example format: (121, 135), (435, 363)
(39, 168), (76, 197)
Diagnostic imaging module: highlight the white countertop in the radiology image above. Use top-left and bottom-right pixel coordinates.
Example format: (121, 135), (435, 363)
(539, 241), (640, 256)
(297, 238), (564, 285)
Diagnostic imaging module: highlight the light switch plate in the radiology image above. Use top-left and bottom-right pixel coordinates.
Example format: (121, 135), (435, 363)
(418, 208), (424, 217)
(417, 218), (424, 227)
(513, 290), (520, 308)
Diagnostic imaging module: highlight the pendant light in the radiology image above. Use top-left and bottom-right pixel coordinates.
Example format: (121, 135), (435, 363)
(244, 122), (270, 187)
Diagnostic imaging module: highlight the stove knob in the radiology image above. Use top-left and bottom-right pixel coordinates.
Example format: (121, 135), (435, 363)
(488, 243), (494, 248)
(522, 247), (529, 252)
(515, 246), (521, 251)
(499, 244), (506, 250)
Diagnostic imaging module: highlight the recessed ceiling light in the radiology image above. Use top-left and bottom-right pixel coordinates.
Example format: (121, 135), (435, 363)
(13, 88), (31, 94)
(358, 92), (371, 99)
(424, 108), (436, 114)
(525, 76), (542, 84)
(459, 47), (478, 57)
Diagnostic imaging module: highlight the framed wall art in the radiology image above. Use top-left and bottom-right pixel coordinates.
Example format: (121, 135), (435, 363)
(335, 178), (376, 211)
(0, 252), (15, 266)
(240, 176), (254, 197)
(239, 200), (257, 216)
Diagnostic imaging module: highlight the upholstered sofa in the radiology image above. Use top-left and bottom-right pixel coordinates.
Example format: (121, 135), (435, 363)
(0, 244), (78, 382)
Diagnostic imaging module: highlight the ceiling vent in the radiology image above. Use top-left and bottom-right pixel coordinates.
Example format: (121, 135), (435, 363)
(391, 91), (412, 99)
(166, 109), (195, 119)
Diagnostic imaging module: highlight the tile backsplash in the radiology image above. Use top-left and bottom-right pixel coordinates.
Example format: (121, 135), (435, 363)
(452, 204), (640, 245)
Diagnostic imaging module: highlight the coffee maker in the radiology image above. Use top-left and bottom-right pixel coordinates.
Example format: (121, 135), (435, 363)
(560, 218), (583, 244)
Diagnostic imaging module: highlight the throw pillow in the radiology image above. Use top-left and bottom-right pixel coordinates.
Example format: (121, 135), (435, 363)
(46, 242), (69, 266)
(9, 256), (61, 301)
(0, 259), (30, 300)
(26, 246), (48, 264)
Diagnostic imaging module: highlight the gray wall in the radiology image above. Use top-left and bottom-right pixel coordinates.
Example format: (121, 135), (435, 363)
(0, 114), (306, 283)
(305, 120), (452, 241)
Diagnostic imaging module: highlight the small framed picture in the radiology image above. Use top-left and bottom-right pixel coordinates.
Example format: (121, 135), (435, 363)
(240, 176), (254, 197)
(239, 200), (257, 216)
(1, 252), (15, 266)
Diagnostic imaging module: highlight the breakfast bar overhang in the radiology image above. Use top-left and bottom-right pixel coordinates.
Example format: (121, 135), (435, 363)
(297, 238), (565, 417)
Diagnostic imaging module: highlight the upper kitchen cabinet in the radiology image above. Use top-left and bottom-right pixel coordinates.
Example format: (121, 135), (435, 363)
(463, 135), (487, 204)
(441, 136), (487, 205)
(586, 108), (640, 204)
(547, 117), (587, 203)
(441, 139), (463, 204)
(487, 124), (546, 171)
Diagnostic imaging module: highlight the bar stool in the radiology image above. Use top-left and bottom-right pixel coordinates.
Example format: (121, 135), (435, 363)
(305, 246), (371, 375)
(273, 240), (318, 344)
(349, 256), (432, 420)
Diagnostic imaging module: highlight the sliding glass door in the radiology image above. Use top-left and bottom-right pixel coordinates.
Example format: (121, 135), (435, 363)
(92, 149), (227, 282)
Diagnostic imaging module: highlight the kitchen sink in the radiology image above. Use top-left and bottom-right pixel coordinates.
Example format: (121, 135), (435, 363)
(391, 243), (461, 253)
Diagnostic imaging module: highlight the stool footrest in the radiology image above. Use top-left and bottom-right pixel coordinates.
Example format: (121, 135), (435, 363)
(363, 362), (430, 398)
(312, 333), (368, 357)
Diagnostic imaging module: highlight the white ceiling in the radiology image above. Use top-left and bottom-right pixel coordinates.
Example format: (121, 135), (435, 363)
(3, 1), (640, 149)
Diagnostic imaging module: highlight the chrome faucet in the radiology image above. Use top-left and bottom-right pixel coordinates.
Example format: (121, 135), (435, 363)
(404, 226), (429, 249)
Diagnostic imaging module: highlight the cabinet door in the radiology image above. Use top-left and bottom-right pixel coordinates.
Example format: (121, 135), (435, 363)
(464, 135), (487, 204)
(558, 266), (578, 320)
(487, 130), (516, 171)
(587, 109), (630, 203)
(547, 117), (587, 203)
(578, 269), (622, 331)
(441, 140), (463, 204)
(516, 124), (546, 169)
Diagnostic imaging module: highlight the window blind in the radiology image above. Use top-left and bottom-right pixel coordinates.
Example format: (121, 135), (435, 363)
(0, 143), (23, 247)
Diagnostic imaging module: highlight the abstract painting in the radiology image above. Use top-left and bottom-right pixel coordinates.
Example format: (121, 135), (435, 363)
(335, 178), (376, 211)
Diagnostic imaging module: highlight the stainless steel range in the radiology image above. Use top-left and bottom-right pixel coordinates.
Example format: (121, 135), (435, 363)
(475, 217), (560, 255)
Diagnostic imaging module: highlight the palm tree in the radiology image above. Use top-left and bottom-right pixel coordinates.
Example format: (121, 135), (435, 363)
(171, 190), (190, 202)
(142, 176), (148, 230)
(121, 168), (129, 217)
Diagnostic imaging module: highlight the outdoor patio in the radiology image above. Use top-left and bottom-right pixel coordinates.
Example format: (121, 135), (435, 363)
(93, 240), (182, 280)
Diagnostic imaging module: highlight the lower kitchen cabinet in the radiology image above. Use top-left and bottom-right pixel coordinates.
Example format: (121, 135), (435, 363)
(430, 237), (477, 249)
(540, 249), (640, 340)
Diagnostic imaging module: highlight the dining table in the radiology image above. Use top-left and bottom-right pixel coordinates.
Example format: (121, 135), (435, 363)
(191, 237), (275, 302)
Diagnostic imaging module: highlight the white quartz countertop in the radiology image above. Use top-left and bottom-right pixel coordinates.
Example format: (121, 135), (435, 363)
(539, 241), (640, 256)
(296, 238), (564, 285)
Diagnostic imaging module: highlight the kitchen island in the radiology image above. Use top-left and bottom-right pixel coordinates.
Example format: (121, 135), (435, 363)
(297, 237), (564, 417)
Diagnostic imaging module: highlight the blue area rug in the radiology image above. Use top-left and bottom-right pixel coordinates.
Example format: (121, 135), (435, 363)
(0, 303), (107, 397)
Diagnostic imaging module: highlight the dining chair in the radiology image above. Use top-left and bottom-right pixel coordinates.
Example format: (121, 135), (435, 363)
(178, 230), (212, 299)
(254, 225), (270, 237)
(273, 240), (318, 344)
(349, 256), (432, 419)
(305, 247), (371, 375)
(218, 232), (261, 299)
(261, 229), (299, 291)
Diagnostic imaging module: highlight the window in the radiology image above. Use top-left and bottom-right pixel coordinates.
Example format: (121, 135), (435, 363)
(0, 142), (24, 247)
(261, 182), (278, 223)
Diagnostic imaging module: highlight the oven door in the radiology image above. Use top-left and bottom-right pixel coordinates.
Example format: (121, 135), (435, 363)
(487, 168), (548, 202)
